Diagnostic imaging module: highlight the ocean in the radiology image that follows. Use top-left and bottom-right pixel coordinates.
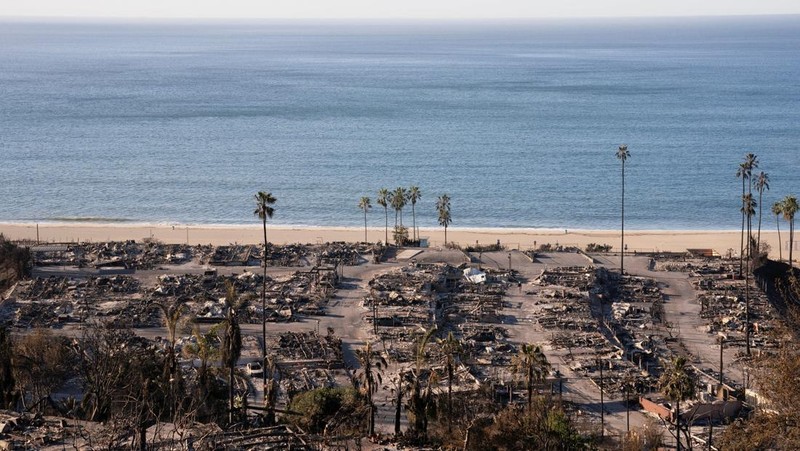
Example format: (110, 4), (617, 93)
(1, 16), (798, 230)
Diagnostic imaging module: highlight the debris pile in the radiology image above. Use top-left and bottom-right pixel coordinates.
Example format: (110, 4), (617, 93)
(198, 425), (310, 450)
(81, 241), (194, 269)
(4, 275), (151, 328)
(695, 276), (779, 350)
(536, 266), (596, 290)
(657, 254), (780, 352)
(269, 331), (343, 368)
(204, 245), (256, 266)
(262, 244), (309, 267)
(653, 256), (735, 275)
(530, 267), (665, 393)
(311, 241), (366, 266)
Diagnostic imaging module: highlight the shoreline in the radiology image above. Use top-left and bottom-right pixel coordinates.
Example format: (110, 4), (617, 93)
(0, 222), (784, 259)
(0, 219), (744, 236)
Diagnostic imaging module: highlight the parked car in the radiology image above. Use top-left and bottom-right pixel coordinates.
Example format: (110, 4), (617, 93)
(246, 361), (263, 376)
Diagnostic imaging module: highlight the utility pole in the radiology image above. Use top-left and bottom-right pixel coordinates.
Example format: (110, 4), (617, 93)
(625, 382), (630, 432)
(719, 337), (724, 386)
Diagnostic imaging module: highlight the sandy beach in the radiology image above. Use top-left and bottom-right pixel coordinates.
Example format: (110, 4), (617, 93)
(0, 222), (788, 260)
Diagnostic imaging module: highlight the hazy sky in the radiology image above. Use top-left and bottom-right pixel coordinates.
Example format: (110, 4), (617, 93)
(2, 0), (800, 19)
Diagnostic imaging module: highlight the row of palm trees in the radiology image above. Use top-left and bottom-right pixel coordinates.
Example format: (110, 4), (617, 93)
(735, 154), (797, 268)
(359, 187), (452, 245)
(734, 154), (797, 357)
(772, 196), (798, 265)
(254, 152), (793, 269)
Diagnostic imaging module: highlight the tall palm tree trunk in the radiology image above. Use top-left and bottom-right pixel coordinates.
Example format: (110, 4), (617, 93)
(757, 191), (764, 254)
(748, 211), (753, 266)
(262, 218), (268, 386)
(740, 178), (746, 275)
(748, 183), (753, 261)
(412, 204), (417, 242)
(363, 209), (368, 242)
(621, 159), (625, 275)
(745, 274), (751, 356)
(384, 207), (388, 244)
(789, 218), (794, 268)
(777, 214), (783, 262)
(746, 209), (753, 356)
(444, 225), (448, 246)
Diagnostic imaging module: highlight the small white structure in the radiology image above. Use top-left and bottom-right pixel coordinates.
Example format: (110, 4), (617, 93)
(463, 267), (487, 284)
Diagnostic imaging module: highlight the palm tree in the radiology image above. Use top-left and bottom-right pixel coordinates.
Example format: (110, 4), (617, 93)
(220, 282), (243, 424)
(153, 299), (188, 417)
(737, 154), (758, 274)
(358, 196), (371, 243)
(391, 187), (407, 227)
(377, 188), (389, 245)
(437, 331), (463, 432)
(355, 342), (386, 436)
(254, 191), (276, 386)
(742, 193), (757, 264)
(773, 200), (785, 262)
(406, 327), (437, 436)
(742, 193), (756, 356)
(408, 186), (422, 243)
(391, 371), (405, 436)
(185, 327), (218, 412)
(263, 355), (280, 425)
(755, 172), (769, 254)
(782, 195), (799, 267)
(154, 300), (187, 367)
(616, 145), (630, 275)
(658, 356), (696, 451)
(436, 194), (452, 246)
(736, 163), (748, 274)
(511, 343), (550, 412)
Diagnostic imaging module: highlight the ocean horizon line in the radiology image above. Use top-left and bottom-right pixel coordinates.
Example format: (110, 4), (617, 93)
(2, 14), (799, 24)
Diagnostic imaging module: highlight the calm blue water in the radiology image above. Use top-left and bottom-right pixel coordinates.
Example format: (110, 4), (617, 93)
(1, 16), (799, 230)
